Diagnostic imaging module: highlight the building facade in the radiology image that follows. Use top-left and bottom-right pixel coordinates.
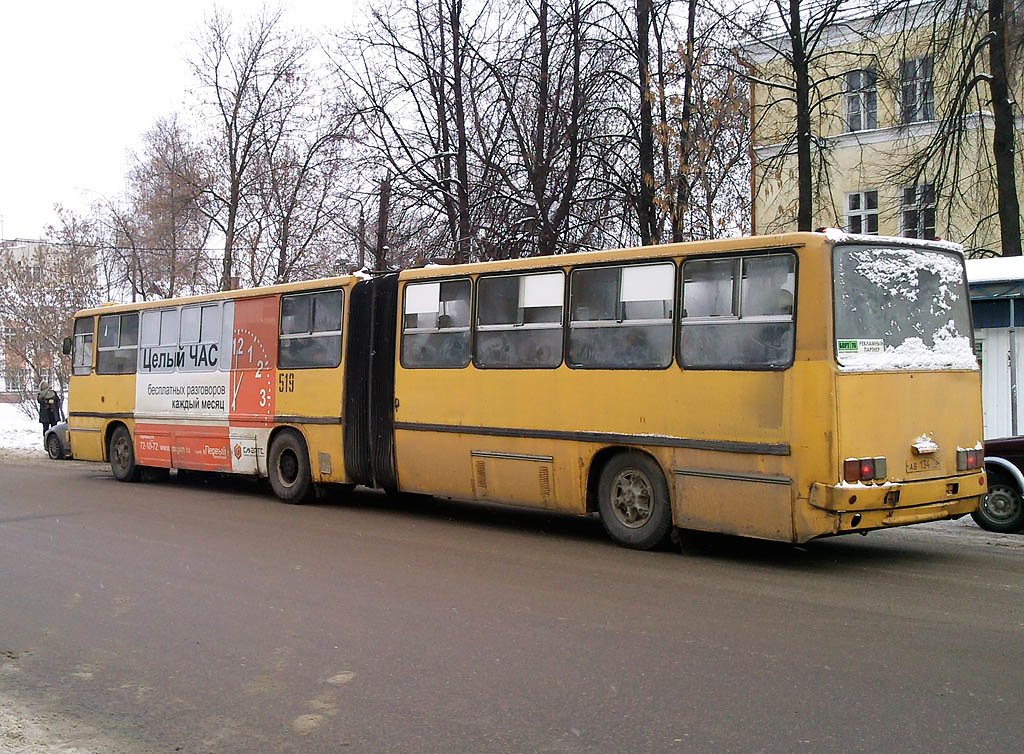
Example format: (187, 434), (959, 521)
(748, 4), (1023, 255)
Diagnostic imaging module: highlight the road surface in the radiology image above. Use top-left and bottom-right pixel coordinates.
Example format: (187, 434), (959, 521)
(1, 452), (1022, 753)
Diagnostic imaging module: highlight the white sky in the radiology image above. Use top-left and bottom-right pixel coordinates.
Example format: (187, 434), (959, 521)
(0, 1), (356, 241)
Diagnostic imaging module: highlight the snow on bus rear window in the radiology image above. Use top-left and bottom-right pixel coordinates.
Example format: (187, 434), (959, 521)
(833, 244), (976, 371)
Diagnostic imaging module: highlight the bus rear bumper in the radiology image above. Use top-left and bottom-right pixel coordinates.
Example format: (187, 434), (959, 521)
(801, 474), (984, 539)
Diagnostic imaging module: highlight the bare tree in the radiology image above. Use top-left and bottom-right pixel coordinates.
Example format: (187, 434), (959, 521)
(237, 67), (360, 285)
(127, 117), (216, 296)
(343, 0), (481, 263)
(0, 207), (101, 400)
(470, 0), (612, 257)
(190, 6), (310, 289)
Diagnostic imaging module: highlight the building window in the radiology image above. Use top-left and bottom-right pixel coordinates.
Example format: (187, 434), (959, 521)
(844, 69), (877, 131)
(901, 56), (934, 123)
(901, 184), (936, 239)
(845, 191), (879, 234)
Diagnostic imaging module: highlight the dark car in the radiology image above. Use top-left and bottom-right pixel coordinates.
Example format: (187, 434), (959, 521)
(44, 421), (72, 460)
(977, 436), (1024, 533)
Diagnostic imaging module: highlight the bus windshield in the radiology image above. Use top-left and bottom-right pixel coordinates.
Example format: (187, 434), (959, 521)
(833, 243), (976, 371)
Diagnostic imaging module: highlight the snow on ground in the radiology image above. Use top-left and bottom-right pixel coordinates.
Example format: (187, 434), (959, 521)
(0, 402), (45, 453)
(0, 687), (137, 754)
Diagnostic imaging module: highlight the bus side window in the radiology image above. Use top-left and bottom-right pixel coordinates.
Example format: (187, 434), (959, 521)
(279, 289), (343, 369)
(475, 271), (564, 369)
(72, 317), (95, 375)
(568, 262), (674, 369)
(96, 312), (139, 375)
(176, 304), (221, 372)
(401, 279), (471, 368)
(679, 253), (796, 370)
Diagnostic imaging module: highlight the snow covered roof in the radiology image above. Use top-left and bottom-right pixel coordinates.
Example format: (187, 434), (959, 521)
(965, 257), (1024, 285)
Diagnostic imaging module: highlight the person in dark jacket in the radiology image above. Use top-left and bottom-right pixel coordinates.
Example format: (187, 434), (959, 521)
(37, 380), (62, 442)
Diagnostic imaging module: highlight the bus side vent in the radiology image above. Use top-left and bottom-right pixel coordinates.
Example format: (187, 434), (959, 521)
(319, 453), (332, 476)
(475, 460), (487, 495)
(539, 466), (551, 498)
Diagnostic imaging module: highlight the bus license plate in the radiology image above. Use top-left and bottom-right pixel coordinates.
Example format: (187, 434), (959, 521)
(906, 457), (941, 474)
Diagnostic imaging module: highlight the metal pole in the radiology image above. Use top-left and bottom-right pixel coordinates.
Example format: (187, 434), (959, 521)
(1011, 298), (1018, 436)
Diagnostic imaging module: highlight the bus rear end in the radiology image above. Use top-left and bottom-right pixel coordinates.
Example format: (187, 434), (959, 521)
(803, 239), (985, 539)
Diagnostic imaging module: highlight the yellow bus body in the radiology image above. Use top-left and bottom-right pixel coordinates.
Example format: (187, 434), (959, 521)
(67, 232), (985, 546)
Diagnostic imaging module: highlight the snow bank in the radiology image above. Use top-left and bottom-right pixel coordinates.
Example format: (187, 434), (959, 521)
(0, 402), (45, 451)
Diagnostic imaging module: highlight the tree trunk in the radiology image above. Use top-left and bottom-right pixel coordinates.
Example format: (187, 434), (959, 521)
(989, 0), (1022, 256)
(451, 0), (472, 264)
(637, 0), (658, 245)
(672, 0), (698, 242)
(788, 0), (813, 232)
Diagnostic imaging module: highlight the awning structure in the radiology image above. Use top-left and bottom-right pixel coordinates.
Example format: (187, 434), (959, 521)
(966, 258), (1024, 328)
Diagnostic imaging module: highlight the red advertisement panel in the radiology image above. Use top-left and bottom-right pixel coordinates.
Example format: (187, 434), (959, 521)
(230, 295), (279, 427)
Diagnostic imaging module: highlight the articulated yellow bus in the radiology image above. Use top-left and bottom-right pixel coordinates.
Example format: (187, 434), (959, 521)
(65, 232), (985, 549)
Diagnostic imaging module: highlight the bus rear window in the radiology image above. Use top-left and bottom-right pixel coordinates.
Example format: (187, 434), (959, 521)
(833, 244), (976, 371)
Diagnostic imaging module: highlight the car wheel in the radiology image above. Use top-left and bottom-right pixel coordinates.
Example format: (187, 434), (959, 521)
(109, 425), (140, 482)
(268, 431), (312, 504)
(972, 482), (1024, 533)
(597, 452), (673, 550)
(46, 433), (63, 460)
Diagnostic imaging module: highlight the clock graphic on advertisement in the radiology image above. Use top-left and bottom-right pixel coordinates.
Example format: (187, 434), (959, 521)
(231, 327), (274, 416)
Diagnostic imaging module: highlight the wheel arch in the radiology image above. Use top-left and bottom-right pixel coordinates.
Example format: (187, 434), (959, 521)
(103, 420), (130, 462)
(585, 445), (669, 514)
(267, 424), (311, 471)
(984, 456), (1024, 493)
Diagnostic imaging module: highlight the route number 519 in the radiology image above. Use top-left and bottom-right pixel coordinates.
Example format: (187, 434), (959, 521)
(278, 373), (295, 393)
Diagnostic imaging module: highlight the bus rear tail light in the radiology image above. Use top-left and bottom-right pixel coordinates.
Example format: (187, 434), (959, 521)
(844, 457), (887, 483)
(957, 448), (983, 471)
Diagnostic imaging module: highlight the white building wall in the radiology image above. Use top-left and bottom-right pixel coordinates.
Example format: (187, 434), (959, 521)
(976, 328), (1024, 440)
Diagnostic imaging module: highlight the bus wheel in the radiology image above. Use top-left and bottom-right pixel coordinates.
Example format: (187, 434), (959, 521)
(109, 426), (140, 482)
(971, 482), (1024, 533)
(268, 431), (312, 504)
(597, 452), (672, 550)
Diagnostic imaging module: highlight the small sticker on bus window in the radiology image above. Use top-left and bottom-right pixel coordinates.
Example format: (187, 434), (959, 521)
(837, 339), (883, 354)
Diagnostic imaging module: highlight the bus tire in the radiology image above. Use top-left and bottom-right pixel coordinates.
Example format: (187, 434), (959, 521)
(268, 431), (312, 504)
(971, 480), (1024, 533)
(597, 452), (672, 550)
(109, 425), (140, 482)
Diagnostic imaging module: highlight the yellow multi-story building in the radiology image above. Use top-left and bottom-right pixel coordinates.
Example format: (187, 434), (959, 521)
(747, 8), (1023, 254)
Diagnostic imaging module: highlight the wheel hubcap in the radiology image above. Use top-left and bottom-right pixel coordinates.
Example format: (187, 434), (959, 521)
(982, 486), (1021, 523)
(114, 437), (129, 469)
(278, 449), (299, 487)
(610, 469), (654, 528)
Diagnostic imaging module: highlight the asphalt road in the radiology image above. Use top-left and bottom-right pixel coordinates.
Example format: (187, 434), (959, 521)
(1, 453), (1022, 754)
